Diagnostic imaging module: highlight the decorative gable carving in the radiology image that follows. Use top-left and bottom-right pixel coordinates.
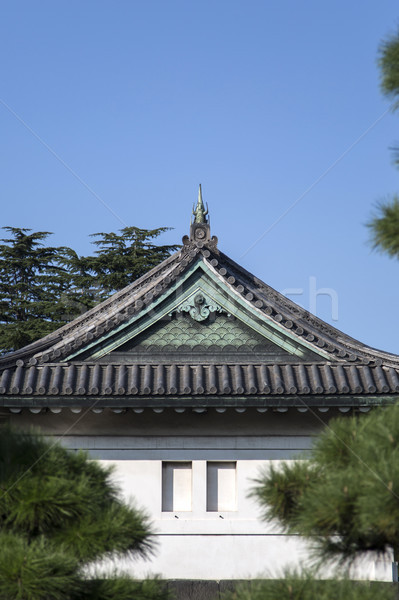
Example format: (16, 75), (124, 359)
(174, 292), (228, 322)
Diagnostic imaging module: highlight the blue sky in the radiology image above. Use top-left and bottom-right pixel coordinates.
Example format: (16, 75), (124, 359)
(1, 1), (399, 352)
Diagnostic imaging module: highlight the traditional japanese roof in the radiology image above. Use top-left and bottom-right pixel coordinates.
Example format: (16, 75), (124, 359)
(1, 188), (399, 408)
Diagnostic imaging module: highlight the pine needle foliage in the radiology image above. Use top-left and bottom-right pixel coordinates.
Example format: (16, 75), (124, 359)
(75, 575), (168, 600)
(0, 533), (80, 600)
(252, 461), (318, 530)
(0, 428), (166, 600)
(252, 406), (399, 567)
(367, 196), (399, 259)
(224, 571), (396, 600)
(367, 29), (399, 257)
(379, 29), (399, 106)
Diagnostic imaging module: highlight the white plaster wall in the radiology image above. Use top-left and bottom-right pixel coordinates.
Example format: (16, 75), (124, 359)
(59, 430), (315, 579)
(4, 408), (393, 581)
(91, 457), (309, 579)
(92, 458), (393, 581)
(119, 534), (312, 580)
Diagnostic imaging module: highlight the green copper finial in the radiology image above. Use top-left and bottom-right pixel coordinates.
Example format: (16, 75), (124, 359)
(192, 184), (208, 224)
(185, 184), (216, 246)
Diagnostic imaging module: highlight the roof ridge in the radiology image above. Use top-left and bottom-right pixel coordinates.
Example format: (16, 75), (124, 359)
(2, 224), (399, 372)
(201, 249), (399, 367)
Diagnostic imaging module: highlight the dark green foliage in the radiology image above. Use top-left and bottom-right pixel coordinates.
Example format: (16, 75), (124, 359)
(64, 226), (179, 307)
(379, 29), (399, 105)
(75, 576), (169, 600)
(224, 572), (396, 600)
(252, 461), (317, 530)
(253, 406), (399, 567)
(367, 197), (399, 259)
(0, 225), (178, 353)
(367, 30), (399, 257)
(0, 533), (80, 600)
(0, 227), (73, 353)
(0, 428), (165, 600)
(53, 502), (152, 562)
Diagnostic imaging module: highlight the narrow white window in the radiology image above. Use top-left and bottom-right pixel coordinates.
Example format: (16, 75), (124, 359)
(162, 462), (192, 512)
(207, 461), (237, 511)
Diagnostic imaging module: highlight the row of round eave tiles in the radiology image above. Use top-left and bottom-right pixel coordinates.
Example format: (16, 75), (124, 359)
(3, 363), (398, 396)
(7, 406), (369, 415)
(1, 383), (393, 396)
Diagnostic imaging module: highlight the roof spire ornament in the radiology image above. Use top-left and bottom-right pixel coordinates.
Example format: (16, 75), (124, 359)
(192, 184), (208, 224)
(183, 185), (218, 250)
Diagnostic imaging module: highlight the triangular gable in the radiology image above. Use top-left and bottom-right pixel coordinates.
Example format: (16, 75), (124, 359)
(97, 312), (319, 363)
(68, 260), (327, 363)
(2, 194), (399, 379)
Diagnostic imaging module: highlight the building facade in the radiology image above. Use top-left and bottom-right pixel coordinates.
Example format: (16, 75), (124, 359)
(1, 191), (399, 579)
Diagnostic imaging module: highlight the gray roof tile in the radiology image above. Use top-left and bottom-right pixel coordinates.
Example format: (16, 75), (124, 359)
(1, 232), (399, 408)
(0, 363), (398, 403)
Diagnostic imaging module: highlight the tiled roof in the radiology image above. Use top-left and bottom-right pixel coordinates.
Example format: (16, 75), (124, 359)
(1, 362), (398, 404)
(1, 211), (399, 411)
(1, 241), (399, 370)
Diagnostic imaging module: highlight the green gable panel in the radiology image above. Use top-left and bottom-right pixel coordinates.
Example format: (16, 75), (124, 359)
(100, 311), (315, 364)
(120, 313), (274, 350)
(69, 261), (329, 363)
